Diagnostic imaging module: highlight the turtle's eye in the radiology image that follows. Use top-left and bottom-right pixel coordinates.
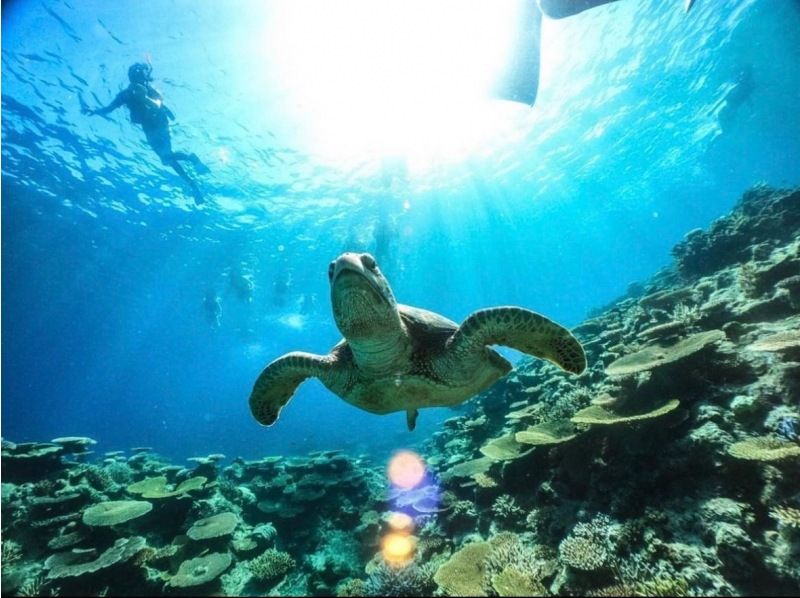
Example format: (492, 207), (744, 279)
(361, 254), (377, 270)
(328, 261), (335, 280)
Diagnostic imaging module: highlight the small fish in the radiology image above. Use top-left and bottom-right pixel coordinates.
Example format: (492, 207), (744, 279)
(96, 18), (126, 45)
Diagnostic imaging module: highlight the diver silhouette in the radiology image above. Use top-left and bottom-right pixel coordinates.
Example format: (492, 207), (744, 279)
(497, 0), (695, 106)
(372, 155), (407, 279)
(227, 267), (255, 303)
(203, 289), (222, 328)
(82, 62), (210, 204)
(715, 65), (756, 133)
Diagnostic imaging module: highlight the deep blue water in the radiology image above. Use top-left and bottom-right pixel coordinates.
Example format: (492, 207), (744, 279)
(2, 0), (800, 463)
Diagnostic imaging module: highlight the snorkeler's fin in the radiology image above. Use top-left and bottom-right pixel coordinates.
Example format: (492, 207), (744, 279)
(685, 0), (695, 12)
(492, 0), (543, 105)
(406, 409), (419, 432)
(190, 154), (211, 175)
(191, 184), (205, 205)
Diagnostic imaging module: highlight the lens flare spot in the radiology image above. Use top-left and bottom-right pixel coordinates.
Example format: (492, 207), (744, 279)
(381, 532), (416, 566)
(387, 450), (426, 490)
(387, 512), (414, 532)
(216, 146), (231, 165)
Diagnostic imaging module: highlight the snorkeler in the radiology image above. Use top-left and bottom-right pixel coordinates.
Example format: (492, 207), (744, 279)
(203, 289), (222, 328)
(82, 62), (210, 204)
(498, 0), (695, 105)
(228, 267), (255, 303)
(714, 65), (756, 132)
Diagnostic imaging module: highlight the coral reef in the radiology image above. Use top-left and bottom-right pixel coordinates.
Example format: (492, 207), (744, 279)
(0, 444), (381, 596)
(2, 185), (799, 596)
(421, 185), (800, 596)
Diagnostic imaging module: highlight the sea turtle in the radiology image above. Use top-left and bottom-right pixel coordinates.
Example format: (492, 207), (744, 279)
(249, 252), (586, 431)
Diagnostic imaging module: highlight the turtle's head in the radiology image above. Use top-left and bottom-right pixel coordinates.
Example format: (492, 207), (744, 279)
(329, 252), (401, 341)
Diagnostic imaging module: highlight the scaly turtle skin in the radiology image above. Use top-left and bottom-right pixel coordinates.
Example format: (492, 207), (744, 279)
(249, 253), (586, 431)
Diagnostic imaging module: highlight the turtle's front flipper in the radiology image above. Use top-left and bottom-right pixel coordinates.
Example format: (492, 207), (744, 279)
(249, 351), (335, 426)
(447, 307), (586, 375)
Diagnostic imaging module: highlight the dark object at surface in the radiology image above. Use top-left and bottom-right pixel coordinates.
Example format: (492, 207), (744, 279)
(493, 0), (543, 105)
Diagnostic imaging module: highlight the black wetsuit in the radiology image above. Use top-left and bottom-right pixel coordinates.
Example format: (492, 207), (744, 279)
(103, 84), (180, 165)
(91, 81), (207, 203)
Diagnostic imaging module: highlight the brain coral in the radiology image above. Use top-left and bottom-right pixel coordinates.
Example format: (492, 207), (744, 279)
(82, 500), (152, 526)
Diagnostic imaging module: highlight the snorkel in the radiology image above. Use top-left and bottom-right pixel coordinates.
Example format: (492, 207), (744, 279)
(127, 62), (153, 85)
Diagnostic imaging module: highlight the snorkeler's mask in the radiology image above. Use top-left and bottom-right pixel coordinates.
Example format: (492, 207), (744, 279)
(128, 62), (153, 84)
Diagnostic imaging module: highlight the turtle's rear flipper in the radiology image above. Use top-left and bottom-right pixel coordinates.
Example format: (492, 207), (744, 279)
(447, 307), (586, 375)
(406, 409), (419, 431)
(249, 351), (333, 426)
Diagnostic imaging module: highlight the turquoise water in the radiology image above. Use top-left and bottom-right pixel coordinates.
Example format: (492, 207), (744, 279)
(2, 0), (800, 463)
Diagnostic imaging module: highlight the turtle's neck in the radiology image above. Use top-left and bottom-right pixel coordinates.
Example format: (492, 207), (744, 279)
(348, 325), (411, 378)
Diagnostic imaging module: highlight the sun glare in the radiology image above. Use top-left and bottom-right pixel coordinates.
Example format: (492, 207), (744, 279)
(265, 1), (526, 167)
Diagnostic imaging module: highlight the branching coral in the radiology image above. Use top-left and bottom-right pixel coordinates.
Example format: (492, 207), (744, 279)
(559, 535), (609, 571)
(366, 560), (438, 597)
(17, 573), (52, 597)
(671, 302), (700, 326)
(336, 577), (368, 597)
(486, 532), (555, 582)
(769, 505), (800, 529)
(248, 548), (295, 582)
(558, 515), (618, 572)
(473, 473), (498, 488)
(450, 500), (478, 520)
(492, 496), (524, 523)
(737, 262), (759, 298)
(589, 578), (690, 597)
(1, 540), (23, 569)
(491, 566), (547, 597)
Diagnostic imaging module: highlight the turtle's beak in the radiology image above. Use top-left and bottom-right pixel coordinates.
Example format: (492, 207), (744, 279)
(331, 253), (366, 281)
(330, 253), (386, 298)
